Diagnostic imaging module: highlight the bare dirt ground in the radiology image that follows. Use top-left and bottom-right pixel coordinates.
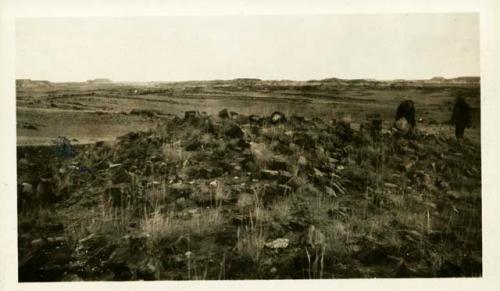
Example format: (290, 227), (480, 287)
(17, 79), (480, 145)
(16, 79), (481, 280)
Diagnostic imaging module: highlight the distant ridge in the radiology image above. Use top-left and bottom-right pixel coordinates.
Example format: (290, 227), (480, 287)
(426, 76), (479, 84)
(315, 76), (480, 84)
(16, 76), (480, 90)
(86, 78), (112, 84)
(16, 79), (53, 89)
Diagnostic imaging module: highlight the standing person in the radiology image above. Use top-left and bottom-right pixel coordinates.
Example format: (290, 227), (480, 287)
(450, 97), (471, 141)
(395, 100), (416, 128)
(394, 100), (416, 135)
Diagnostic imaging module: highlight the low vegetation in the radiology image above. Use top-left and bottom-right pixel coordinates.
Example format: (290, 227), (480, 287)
(17, 109), (481, 281)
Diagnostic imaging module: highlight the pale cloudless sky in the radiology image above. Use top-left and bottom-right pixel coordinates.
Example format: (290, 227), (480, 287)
(16, 14), (479, 82)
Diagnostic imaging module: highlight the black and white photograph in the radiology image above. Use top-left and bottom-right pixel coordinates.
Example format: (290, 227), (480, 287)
(1, 0), (500, 290)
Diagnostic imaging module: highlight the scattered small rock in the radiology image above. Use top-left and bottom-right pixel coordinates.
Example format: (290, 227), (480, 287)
(447, 190), (461, 199)
(261, 169), (280, 179)
(219, 108), (230, 119)
(313, 168), (325, 177)
(224, 122), (245, 139)
(400, 160), (415, 172)
(268, 156), (289, 171)
(265, 238), (289, 249)
(249, 114), (264, 125)
(298, 156), (307, 167)
(31, 238), (45, 247)
(270, 111), (286, 124)
(325, 186), (337, 197)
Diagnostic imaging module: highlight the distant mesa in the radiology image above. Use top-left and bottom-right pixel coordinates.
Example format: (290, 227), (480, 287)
(232, 78), (262, 85)
(233, 78), (262, 82)
(16, 79), (53, 89)
(318, 77), (344, 83)
(15, 75), (479, 90)
(317, 76), (479, 85)
(426, 76), (479, 84)
(450, 76), (480, 83)
(86, 78), (112, 84)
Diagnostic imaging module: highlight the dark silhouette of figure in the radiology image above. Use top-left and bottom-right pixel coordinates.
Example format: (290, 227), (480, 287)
(395, 100), (416, 128)
(54, 136), (75, 159)
(451, 97), (471, 140)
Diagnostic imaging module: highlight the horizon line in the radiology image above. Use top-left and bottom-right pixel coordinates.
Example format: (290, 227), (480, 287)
(16, 75), (481, 84)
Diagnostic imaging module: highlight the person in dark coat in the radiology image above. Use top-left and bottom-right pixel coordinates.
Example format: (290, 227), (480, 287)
(395, 100), (416, 128)
(450, 97), (471, 140)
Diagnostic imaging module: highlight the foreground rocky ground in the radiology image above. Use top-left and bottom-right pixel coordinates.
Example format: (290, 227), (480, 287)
(17, 110), (481, 281)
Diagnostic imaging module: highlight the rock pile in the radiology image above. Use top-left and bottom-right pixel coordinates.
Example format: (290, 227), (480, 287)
(17, 109), (481, 280)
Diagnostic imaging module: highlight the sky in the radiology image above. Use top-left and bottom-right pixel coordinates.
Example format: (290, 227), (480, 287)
(16, 14), (479, 82)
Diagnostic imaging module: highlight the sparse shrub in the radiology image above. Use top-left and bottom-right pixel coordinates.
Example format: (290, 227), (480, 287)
(354, 144), (384, 167)
(249, 142), (274, 168)
(234, 190), (269, 261)
(235, 224), (266, 262)
(269, 198), (293, 223)
(163, 141), (189, 165)
(212, 181), (231, 204)
(140, 207), (224, 251)
(17, 102), (482, 280)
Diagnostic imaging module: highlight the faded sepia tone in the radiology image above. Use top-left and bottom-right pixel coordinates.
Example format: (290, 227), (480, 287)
(16, 14), (481, 281)
(17, 15), (479, 82)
